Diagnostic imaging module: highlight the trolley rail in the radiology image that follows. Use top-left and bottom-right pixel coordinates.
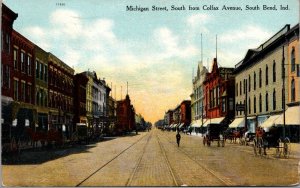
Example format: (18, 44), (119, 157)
(75, 133), (150, 187)
(158, 132), (236, 186)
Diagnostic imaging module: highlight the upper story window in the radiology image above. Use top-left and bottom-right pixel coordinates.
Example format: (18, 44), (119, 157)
(291, 78), (295, 102)
(14, 48), (18, 70)
(259, 94), (262, 112)
(259, 68), (262, 88)
(21, 51), (26, 73)
(265, 65), (268, 85)
(248, 75), (251, 92)
(291, 47), (296, 72)
(36, 61), (39, 78)
(273, 61), (276, 82)
(273, 89), (276, 110)
(265, 92), (269, 112)
(240, 81), (242, 95)
(254, 96), (256, 113)
(236, 83), (238, 96)
(27, 55), (32, 76)
(254, 72), (256, 90)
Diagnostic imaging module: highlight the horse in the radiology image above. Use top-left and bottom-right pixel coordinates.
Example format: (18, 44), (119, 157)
(26, 128), (47, 148)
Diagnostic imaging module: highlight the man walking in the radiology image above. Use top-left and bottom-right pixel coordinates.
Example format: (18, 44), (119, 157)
(176, 132), (181, 147)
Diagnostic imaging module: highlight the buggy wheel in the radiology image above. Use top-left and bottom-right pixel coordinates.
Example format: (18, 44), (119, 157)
(283, 137), (290, 158)
(275, 138), (281, 158)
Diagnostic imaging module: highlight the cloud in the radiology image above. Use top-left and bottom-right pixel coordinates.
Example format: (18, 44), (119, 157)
(186, 13), (211, 33)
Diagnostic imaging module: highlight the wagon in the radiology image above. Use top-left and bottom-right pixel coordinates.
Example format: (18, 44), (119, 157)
(203, 124), (225, 147)
(76, 123), (90, 144)
(253, 126), (290, 158)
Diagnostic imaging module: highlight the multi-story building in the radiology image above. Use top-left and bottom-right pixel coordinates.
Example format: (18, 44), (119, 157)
(34, 45), (48, 131)
(73, 73), (89, 130)
(203, 58), (235, 128)
(108, 96), (117, 135)
(233, 24), (299, 139)
(116, 94), (135, 134)
(1, 4), (18, 134)
(48, 53), (74, 133)
(190, 62), (208, 128)
(179, 100), (191, 130)
(164, 109), (173, 127)
(11, 30), (36, 134)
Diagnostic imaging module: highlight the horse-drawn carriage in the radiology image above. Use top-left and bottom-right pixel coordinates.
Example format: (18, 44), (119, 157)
(253, 126), (290, 158)
(203, 124), (225, 147)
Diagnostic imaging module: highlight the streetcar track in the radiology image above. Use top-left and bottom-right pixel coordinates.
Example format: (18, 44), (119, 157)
(125, 132), (153, 186)
(156, 134), (180, 186)
(75, 133), (151, 187)
(158, 132), (236, 186)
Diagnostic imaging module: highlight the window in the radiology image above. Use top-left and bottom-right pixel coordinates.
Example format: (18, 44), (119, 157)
(27, 55), (32, 76)
(282, 89), (284, 109)
(254, 96), (256, 113)
(265, 65), (268, 85)
(291, 79), (295, 102)
(14, 80), (19, 100)
(248, 97), (251, 114)
(259, 94), (262, 112)
(21, 51), (25, 73)
(266, 92), (269, 112)
(216, 87), (219, 106)
(236, 83), (238, 96)
(240, 81), (242, 95)
(44, 65), (48, 82)
(254, 72), (256, 90)
(40, 63), (44, 80)
(248, 75), (251, 92)
(21, 82), (26, 102)
(14, 48), (18, 70)
(3, 65), (10, 89)
(36, 61), (39, 78)
(273, 89), (276, 110)
(243, 79), (246, 94)
(259, 68), (262, 88)
(36, 90), (39, 105)
(273, 61), (276, 82)
(28, 84), (32, 104)
(291, 47), (295, 72)
(222, 98), (226, 113)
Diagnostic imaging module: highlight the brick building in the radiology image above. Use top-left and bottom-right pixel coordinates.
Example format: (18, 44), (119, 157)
(116, 94), (135, 134)
(48, 53), (74, 133)
(203, 58), (235, 128)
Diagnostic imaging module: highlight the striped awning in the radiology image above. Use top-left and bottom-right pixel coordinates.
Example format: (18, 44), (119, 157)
(274, 105), (300, 126)
(229, 118), (244, 128)
(260, 115), (281, 128)
(203, 117), (224, 127)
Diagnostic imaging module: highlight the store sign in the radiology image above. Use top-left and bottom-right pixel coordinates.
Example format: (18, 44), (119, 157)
(236, 104), (245, 111)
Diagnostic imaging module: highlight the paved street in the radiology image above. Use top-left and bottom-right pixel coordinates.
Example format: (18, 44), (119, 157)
(2, 128), (300, 186)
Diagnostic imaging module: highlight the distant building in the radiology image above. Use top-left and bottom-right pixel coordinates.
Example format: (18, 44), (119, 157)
(116, 94), (135, 134)
(179, 100), (191, 129)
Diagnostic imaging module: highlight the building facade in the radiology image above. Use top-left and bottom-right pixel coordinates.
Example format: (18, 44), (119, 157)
(11, 29), (36, 136)
(203, 58), (235, 127)
(1, 4), (18, 138)
(179, 100), (191, 129)
(116, 94), (135, 134)
(48, 53), (74, 133)
(233, 24), (298, 134)
(191, 62), (208, 126)
(34, 45), (48, 131)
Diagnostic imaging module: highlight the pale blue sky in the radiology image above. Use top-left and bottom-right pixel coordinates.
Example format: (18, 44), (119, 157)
(4, 0), (299, 122)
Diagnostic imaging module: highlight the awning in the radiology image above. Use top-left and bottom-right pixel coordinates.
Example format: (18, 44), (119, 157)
(228, 118), (244, 128)
(260, 115), (281, 128)
(203, 117), (224, 127)
(274, 105), (300, 126)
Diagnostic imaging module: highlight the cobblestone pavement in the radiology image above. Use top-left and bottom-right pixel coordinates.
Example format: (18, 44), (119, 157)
(2, 129), (300, 186)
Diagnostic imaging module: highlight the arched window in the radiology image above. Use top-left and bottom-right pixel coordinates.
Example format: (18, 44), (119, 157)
(236, 83), (238, 96)
(291, 79), (295, 102)
(259, 94), (262, 112)
(273, 89), (276, 110)
(240, 81), (242, 95)
(259, 68), (262, 88)
(273, 61), (276, 82)
(254, 72), (256, 90)
(266, 65), (268, 85)
(254, 96), (256, 113)
(291, 47), (295, 72)
(266, 92), (269, 112)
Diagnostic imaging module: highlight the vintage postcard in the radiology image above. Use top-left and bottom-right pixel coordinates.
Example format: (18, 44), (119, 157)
(1, 0), (299, 186)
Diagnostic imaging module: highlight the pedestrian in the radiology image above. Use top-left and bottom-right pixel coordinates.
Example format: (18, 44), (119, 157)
(176, 132), (181, 147)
